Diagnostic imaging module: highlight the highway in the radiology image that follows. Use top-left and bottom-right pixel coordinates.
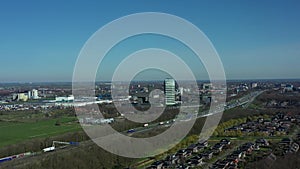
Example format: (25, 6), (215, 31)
(124, 90), (265, 135)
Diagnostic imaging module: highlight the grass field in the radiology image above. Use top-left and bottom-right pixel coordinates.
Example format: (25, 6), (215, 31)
(0, 116), (82, 148)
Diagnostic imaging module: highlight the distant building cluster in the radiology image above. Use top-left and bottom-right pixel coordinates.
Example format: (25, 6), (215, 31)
(12, 89), (39, 101)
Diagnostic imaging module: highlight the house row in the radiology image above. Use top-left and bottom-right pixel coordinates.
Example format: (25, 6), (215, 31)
(148, 139), (232, 169)
(225, 112), (298, 136)
(147, 140), (209, 169)
(210, 141), (257, 169)
(278, 137), (299, 155)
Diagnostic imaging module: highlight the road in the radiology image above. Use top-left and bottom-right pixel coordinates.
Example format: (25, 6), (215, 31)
(128, 90), (265, 135)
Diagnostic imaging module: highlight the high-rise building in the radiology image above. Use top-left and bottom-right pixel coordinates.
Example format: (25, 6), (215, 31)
(27, 91), (31, 99)
(164, 78), (176, 105)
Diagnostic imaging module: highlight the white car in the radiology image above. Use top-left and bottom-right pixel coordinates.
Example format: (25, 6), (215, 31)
(43, 146), (55, 152)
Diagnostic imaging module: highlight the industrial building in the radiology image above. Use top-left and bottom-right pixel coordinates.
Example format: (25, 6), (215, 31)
(12, 93), (28, 102)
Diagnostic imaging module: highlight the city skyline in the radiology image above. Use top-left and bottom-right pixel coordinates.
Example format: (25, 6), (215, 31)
(0, 1), (300, 82)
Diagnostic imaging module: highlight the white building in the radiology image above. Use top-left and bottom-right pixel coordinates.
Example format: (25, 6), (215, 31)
(32, 89), (39, 99)
(251, 82), (258, 88)
(55, 95), (75, 102)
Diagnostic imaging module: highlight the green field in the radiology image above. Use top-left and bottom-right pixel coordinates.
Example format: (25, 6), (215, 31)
(0, 116), (82, 148)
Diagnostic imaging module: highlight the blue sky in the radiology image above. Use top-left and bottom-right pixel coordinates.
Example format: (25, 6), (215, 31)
(0, 0), (300, 82)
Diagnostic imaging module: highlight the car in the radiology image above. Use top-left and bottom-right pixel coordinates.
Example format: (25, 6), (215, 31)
(127, 129), (135, 133)
(43, 146), (55, 152)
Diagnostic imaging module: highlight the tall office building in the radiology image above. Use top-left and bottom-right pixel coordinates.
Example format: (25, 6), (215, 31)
(27, 91), (31, 99)
(164, 78), (176, 105)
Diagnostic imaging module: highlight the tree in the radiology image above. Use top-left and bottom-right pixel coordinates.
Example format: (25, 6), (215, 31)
(55, 120), (61, 126)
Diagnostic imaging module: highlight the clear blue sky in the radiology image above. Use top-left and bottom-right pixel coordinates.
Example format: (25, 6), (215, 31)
(0, 0), (300, 82)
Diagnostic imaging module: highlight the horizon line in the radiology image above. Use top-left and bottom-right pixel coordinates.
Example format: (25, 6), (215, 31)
(1, 78), (300, 84)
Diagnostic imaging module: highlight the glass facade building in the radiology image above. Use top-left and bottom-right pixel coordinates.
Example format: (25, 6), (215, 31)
(164, 78), (176, 105)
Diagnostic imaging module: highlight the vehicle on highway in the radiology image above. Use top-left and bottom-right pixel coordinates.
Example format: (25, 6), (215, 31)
(127, 129), (135, 133)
